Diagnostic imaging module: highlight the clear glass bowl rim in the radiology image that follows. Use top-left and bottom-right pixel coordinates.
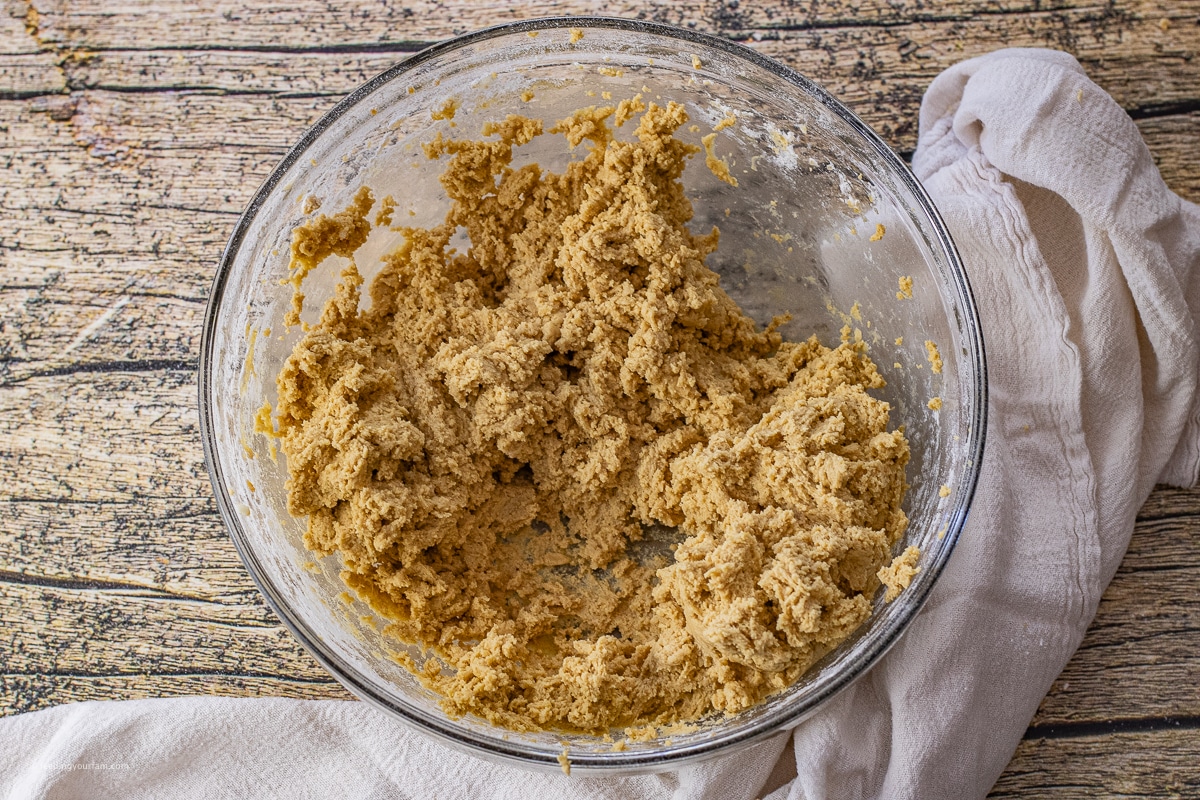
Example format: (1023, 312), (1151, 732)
(198, 14), (988, 773)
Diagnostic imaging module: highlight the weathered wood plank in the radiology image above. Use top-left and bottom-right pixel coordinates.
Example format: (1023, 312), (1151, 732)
(0, 580), (331, 680)
(1140, 111), (1200, 204)
(0, 90), (330, 380)
(1032, 516), (1200, 725)
(20, 1), (1200, 156)
(1, 498), (245, 599)
(989, 728), (1200, 798)
(0, 370), (203, 502)
(1136, 483), (1200, 522)
(0, 91), (327, 253)
(63, 50), (403, 97)
(23, 0), (1194, 52)
(0, 288), (203, 382)
(748, 16), (1200, 147)
(0, 673), (351, 717)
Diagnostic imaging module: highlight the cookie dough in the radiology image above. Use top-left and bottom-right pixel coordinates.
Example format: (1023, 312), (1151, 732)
(269, 101), (912, 734)
(878, 545), (921, 603)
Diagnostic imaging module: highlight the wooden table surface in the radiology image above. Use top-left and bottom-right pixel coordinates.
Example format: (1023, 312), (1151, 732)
(2, 1), (1198, 796)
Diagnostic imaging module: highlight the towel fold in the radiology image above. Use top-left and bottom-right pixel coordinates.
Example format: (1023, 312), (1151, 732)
(3, 48), (1197, 800)
(780, 47), (1200, 800)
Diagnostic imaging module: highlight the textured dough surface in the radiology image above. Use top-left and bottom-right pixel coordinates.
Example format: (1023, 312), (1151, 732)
(271, 101), (912, 734)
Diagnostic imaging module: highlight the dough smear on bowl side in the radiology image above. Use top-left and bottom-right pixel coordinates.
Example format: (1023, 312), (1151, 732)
(264, 99), (915, 735)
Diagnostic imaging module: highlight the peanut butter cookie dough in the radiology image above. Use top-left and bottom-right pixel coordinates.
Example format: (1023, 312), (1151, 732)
(267, 101), (913, 734)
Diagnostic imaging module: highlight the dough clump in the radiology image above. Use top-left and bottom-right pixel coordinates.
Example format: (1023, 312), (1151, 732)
(271, 101), (912, 734)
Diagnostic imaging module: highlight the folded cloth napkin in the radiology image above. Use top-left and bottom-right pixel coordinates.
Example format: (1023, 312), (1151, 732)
(2, 48), (1197, 800)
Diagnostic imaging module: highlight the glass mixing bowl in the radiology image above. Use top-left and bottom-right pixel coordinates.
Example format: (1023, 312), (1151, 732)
(199, 16), (985, 774)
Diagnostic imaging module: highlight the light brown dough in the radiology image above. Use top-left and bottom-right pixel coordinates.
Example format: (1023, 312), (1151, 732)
(878, 545), (921, 603)
(269, 101), (912, 734)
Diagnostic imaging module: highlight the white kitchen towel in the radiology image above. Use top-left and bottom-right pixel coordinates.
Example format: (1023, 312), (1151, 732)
(778, 47), (1200, 800)
(2, 47), (1197, 800)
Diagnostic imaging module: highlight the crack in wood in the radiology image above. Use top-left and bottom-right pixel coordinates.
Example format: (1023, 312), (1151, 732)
(0, 569), (221, 605)
(1126, 100), (1200, 120)
(0, 358), (197, 386)
(83, 41), (435, 56)
(1025, 715), (1200, 740)
(2, 669), (340, 682)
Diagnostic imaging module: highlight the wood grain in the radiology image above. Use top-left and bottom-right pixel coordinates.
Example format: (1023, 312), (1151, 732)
(1141, 111), (1200, 202)
(1, 673), (351, 718)
(1, 580), (329, 679)
(2, 0), (1199, 795)
(16, 0), (1200, 154)
(991, 728), (1200, 798)
(1033, 510), (1200, 725)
